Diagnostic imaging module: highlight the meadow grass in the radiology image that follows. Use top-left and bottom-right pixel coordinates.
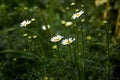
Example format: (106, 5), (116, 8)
(0, 0), (119, 80)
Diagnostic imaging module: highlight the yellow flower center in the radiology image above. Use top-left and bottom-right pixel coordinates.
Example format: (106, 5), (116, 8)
(75, 13), (80, 17)
(66, 40), (71, 44)
(55, 38), (60, 41)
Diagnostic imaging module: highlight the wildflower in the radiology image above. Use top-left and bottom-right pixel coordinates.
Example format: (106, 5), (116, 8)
(33, 35), (37, 38)
(78, 53), (82, 55)
(86, 36), (92, 41)
(65, 21), (73, 27)
(102, 20), (107, 25)
(61, 20), (66, 24)
(109, 30), (112, 33)
(29, 9), (33, 11)
(51, 35), (64, 42)
(24, 7), (28, 10)
(75, 9), (79, 12)
(23, 33), (28, 37)
(44, 77), (48, 80)
(61, 38), (75, 45)
(89, 19), (93, 22)
(81, 4), (84, 7)
(31, 18), (35, 21)
(24, 49), (27, 51)
(52, 45), (57, 49)
(71, 2), (75, 6)
(74, 24), (77, 26)
(81, 19), (85, 22)
(98, 33), (102, 36)
(42, 25), (50, 30)
(72, 10), (84, 19)
(50, 78), (54, 80)
(66, 7), (69, 10)
(20, 20), (31, 27)
(28, 36), (32, 39)
(13, 58), (17, 61)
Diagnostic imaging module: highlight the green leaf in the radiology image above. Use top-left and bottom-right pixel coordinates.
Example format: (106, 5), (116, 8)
(0, 49), (24, 54)
(0, 27), (16, 34)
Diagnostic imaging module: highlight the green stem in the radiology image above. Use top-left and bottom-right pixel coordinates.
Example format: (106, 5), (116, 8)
(70, 45), (81, 80)
(68, 45), (73, 64)
(106, 25), (111, 80)
(37, 8), (51, 39)
(38, 36), (46, 61)
(57, 42), (60, 58)
(80, 25), (86, 80)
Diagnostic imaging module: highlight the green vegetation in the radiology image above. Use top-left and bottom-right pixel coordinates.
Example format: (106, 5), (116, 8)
(0, 0), (120, 80)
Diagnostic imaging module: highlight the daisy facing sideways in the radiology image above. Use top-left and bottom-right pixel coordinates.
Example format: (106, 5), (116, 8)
(51, 35), (64, 42)
(72, 10), (84, 19)
(61, 38), (75, 45)
(20, 20), (31, 27)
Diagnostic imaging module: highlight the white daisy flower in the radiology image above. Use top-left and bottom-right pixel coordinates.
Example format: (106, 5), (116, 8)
(20, 20), (31, 27)
(61, 38), (75, 45)
(51, 35), (64, 42)
(42, 25), (50, 30)
(72, 10), (84, 19)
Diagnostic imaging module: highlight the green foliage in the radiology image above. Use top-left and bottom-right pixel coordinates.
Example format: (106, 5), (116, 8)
(0, 0), (120, 80)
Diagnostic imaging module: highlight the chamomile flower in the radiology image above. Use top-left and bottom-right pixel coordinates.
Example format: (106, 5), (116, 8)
(66, 7), (69, 10)
(72, 10), (84, 19)
(81, 19), (85, 22)
(61, 38), (75, 45)
(61, 20), (66, 24)
(86, 35), (92, 41)
(51, 35), (64, 42)
(71, 2), (75, 6)
(31, 18), (35, 21)
(52, 45), (57, 49)
(20, 20), (31, 27)
(33, 35), (37, 38)
(65, 21), (73, 27)
(23, 33), (28, 37)
(75, 9), (80, 12)
(42, 25), (50, 30)
(28, 36), (32, 39)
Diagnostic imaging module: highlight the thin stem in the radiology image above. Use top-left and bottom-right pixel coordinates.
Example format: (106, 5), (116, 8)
(38, 36), (46, 61)
(80, 25), (86, 80)
(68, 45), (73, 64)
(106, 25), (111, 80)
(57, 42), (61, 59)
(37, 8), (51, 38)
(70, 45), (81, 80)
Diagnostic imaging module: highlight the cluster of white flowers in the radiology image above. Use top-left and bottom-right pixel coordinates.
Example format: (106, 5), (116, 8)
(51, 35), (75, 45)
(41, 25), (50, 30)
(72, 10), (84, 19)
